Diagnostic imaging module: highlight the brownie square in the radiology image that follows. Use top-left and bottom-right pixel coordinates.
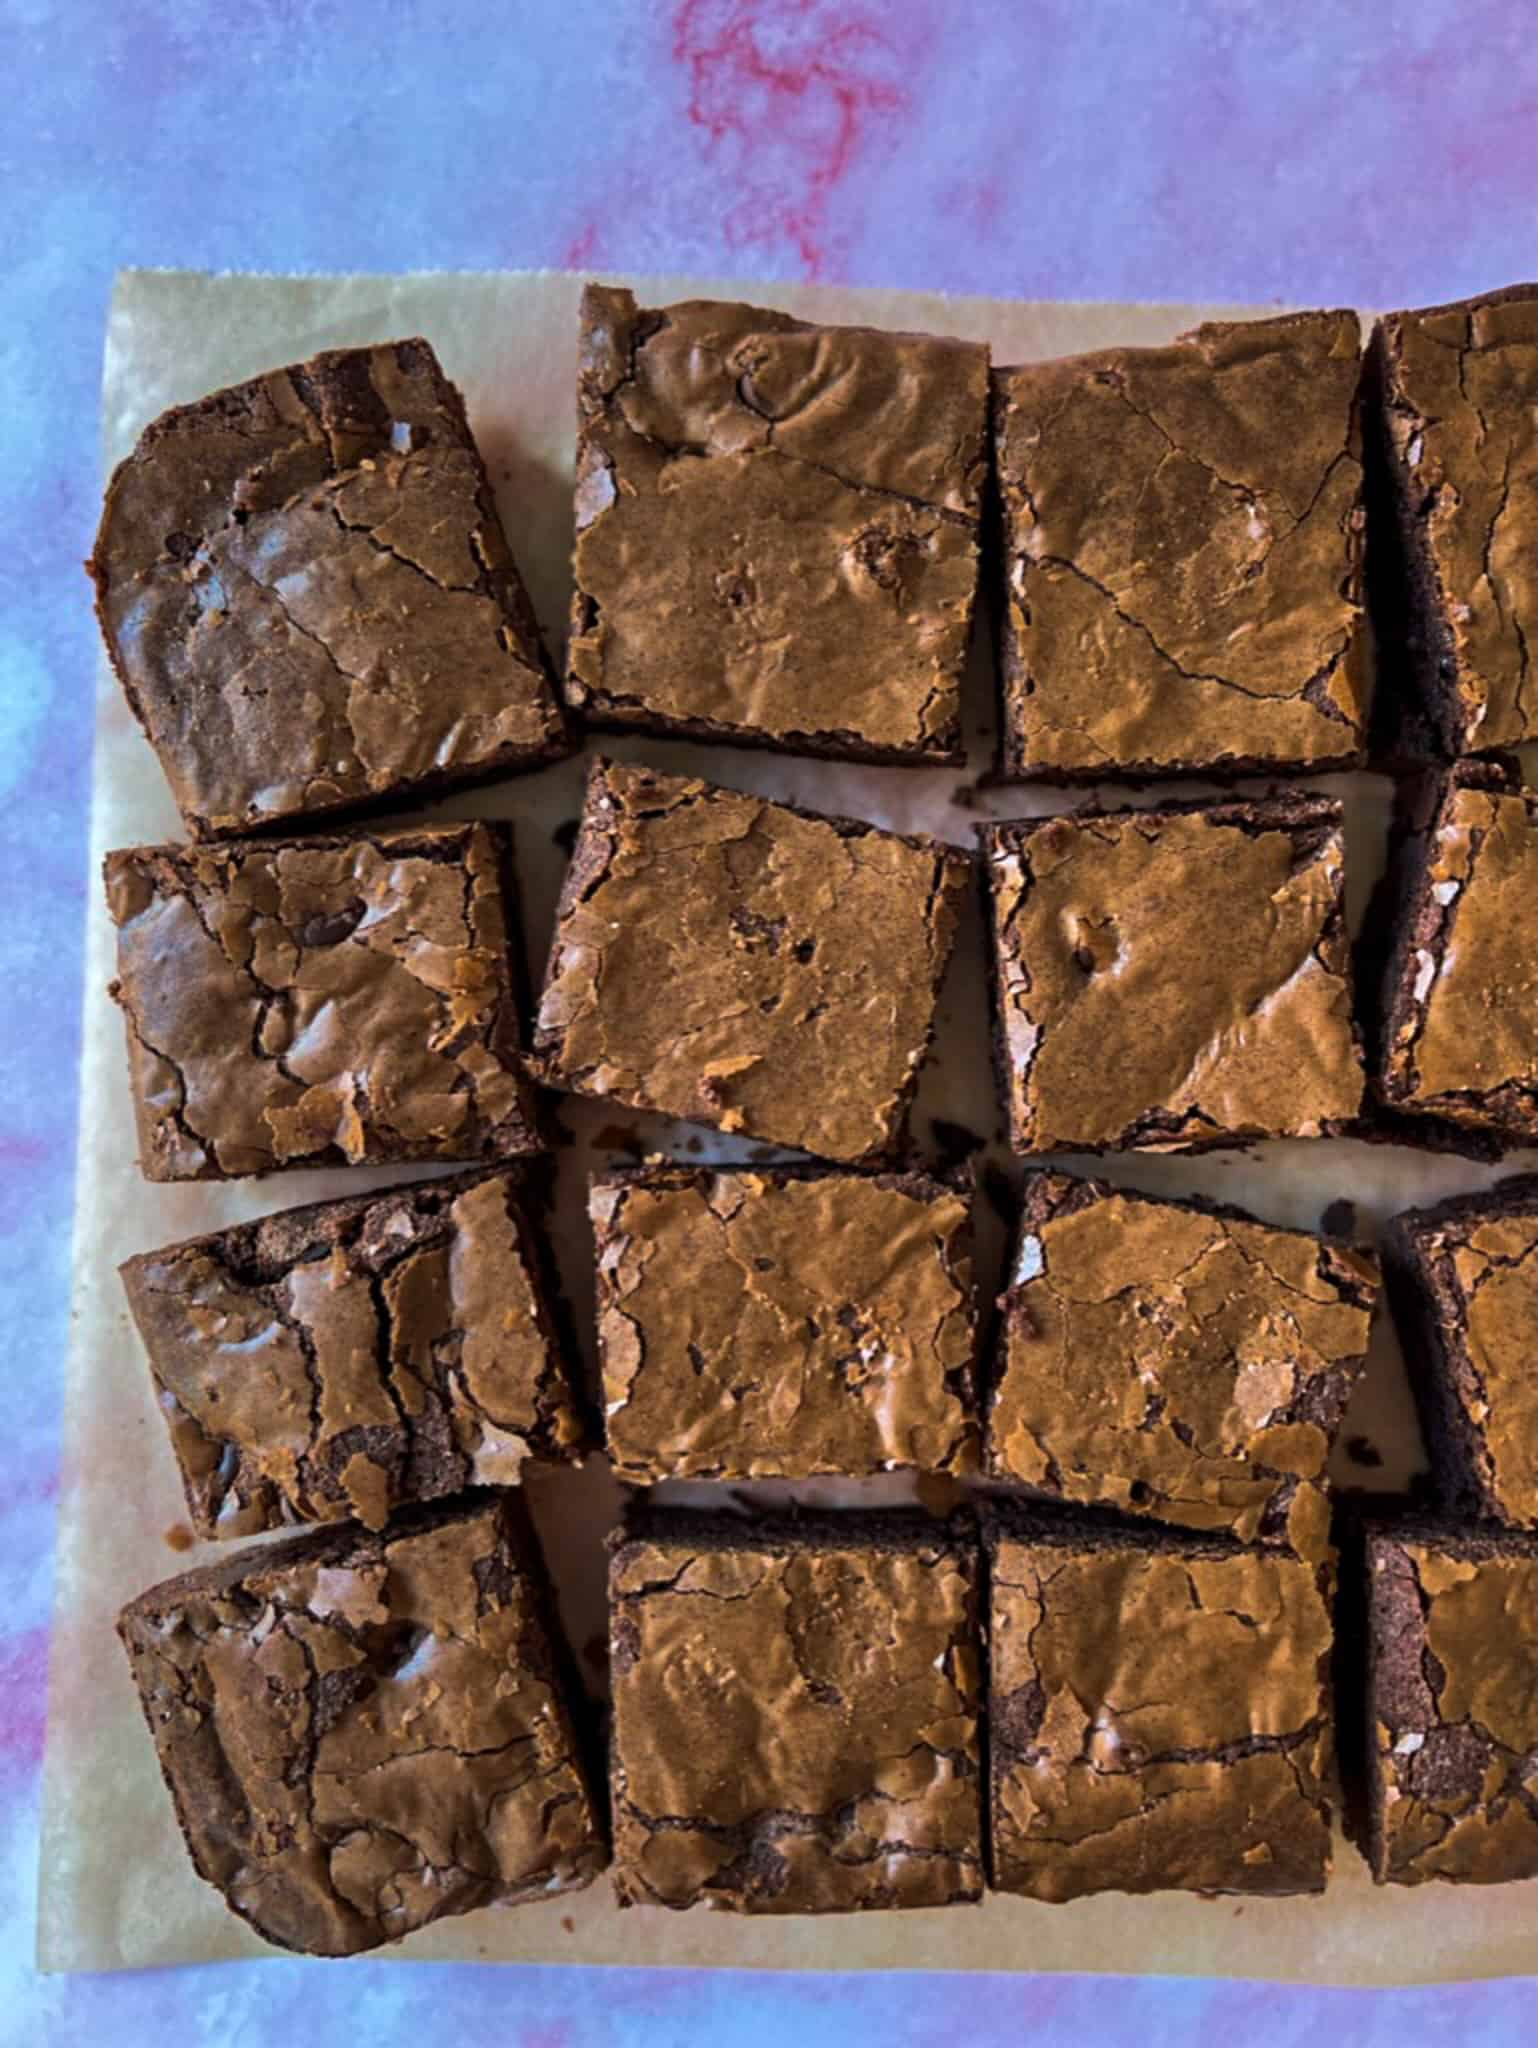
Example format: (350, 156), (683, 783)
(988, 1173), (1379, 1560)
(1364, 285), (1536, 757)
(1367, 761), (1537, 1147)
(982, 792), (1364, 1152)
(1382, 1178), (1537, 1530)
(567, 285), (988, 763)
(122, 1165), (587, 1539)
(105, 821), (545, 1181)
(90, 338), (569, 839)
(986, 1506), (1334, 1900)
(608, 1509), (982, 1913)
(991, 310), (1368, 781)
(117, 1494), (606, 1955)
(1361, 1521), (1536, 1886)
(592, 1164), (977, 1482)
(535, 759), (969, 1162)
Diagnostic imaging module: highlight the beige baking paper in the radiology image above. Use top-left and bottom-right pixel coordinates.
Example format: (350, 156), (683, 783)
(38, 268), (1537, 1981)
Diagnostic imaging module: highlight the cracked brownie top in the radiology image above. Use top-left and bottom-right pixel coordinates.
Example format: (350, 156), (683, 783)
(89, 338), (569, 839)
(992, 308), (1368, 781)
(105, 820), (545, 1180)
(566, 285), (989, 763)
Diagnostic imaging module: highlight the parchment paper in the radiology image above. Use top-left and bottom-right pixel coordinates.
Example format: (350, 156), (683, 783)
(38, 268), (1537, 1980)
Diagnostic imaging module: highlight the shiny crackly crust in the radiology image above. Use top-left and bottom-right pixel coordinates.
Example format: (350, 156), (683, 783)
(1382, 1179), (1538, 1529)
(535, 758), (969, 1162)
(1365, 285), (1537, 756)
(89, 338), (569, 839)
(608, 1509), (982, 1913)
(1363, 1524), (1537, 1886)
(987, 1173), (1379, 1560)
(105, 821), (545, 1181)
(993, 309), (1369, 781)
(121, 1165), (587, 1539)
(117, 1494), (606, 1956)
(982, 793), (1364, 1153)
(985, 1508), (1334, 1901)
(567, 286), (988, 763)
(591, 1164), (977, 1482)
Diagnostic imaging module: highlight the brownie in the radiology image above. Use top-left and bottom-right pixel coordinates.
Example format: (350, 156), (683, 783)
(1363, 286), (1536, 758)
(608, 1508), (982, 1913)
(105, 820), (545, 1181)
(566, 285), (989, 763)
(117, 1493), (606, 1955)
(982, 792), (1364, 1153)
(1382, 1179), (1538, 1530)
(535, 759), (969, 1162)
(991, 310), (1368, 781)
(987, 1173), (1379, 1560)
(1367, 760), (1537, 1147)
(1360, 1520), (1536, 1886)
(89, 338), (569, 839)
(592, 1164), (977, 1482)
(121, 1165), (587, 1539)
(985, 1504), (1334, 1900)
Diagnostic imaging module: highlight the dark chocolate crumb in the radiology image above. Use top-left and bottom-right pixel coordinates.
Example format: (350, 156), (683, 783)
(1321, 1198), (1357, 1239)
(930, 1116), (985, 1167)
(1346, 1436), (1384, 1469)
(551, 818), (580, 853)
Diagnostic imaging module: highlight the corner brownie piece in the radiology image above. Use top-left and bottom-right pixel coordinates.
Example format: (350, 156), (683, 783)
(988, 1173), (1379, 1560)
(1364, 285), (1536, 757)
(122, 1166), (586, 1538)
(1368, 761), (1537, 1147)
(536, 760), (968, 1162)
(986, 1506), (1334, 1900)
(118, 1494), (606, 1955)
(106, 821), (545, 1180)
(89, 338), (568, 839)
(592, 1164), (976, 1482)
(982, 792), (1364, 1152)
(1361, 1521), (1536, 1886)
(566, 286), (988, 763)
(992, 310), (1368, 781)
(608, 1509), (981, 1913)
(1383, 1179), (1537, 1529)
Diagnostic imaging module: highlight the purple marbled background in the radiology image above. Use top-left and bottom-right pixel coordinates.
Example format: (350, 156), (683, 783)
(2, 1), (1534, 2040)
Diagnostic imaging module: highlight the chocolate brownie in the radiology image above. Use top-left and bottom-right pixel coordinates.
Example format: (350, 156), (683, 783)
(591, 1164), (977, 1482)
(985, 1504), (1334, 1900)
(1367, 761), (1537, 1147)
(982, 792), (1364, 1152)
(567, 285), (988, 763)
(1363, 285), (1536, 758)
(988, 1173), (1379, 1560)
(117, 1493), (606, 1955)
(992, 310), (1368, 781)
(89, 338), (569, 839)
(608, 1508), (982, 1913)
(535, 759), (969, 1162)
(1382, 1179), (1538, 1530)
(105, 821), (545, 1181)
(121, 1166), (586, 1538)
(1360, 1520), (1536, 1886)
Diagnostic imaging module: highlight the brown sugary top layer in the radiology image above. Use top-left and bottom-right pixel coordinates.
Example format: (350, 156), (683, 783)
(116, 1496), (604, 1956)
(993, 309), (1368, 778)
(105, 822), (544, 1181)
(535, 759), (969, 1162)
(90, 338), (567, 838)
(121, 1165), (585, 1539)
(986, 1520), (1333, 1901)
(1374, 285), (1537, 749)
(568, 286), (989, 760)
(608, 1510), (981, 1913)
(591, 1165), (976, 1482)
(989, 1173), (1379, 1559)
(984, 794), (1363, 1152)
(1365, 1526), (1538, 1886)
